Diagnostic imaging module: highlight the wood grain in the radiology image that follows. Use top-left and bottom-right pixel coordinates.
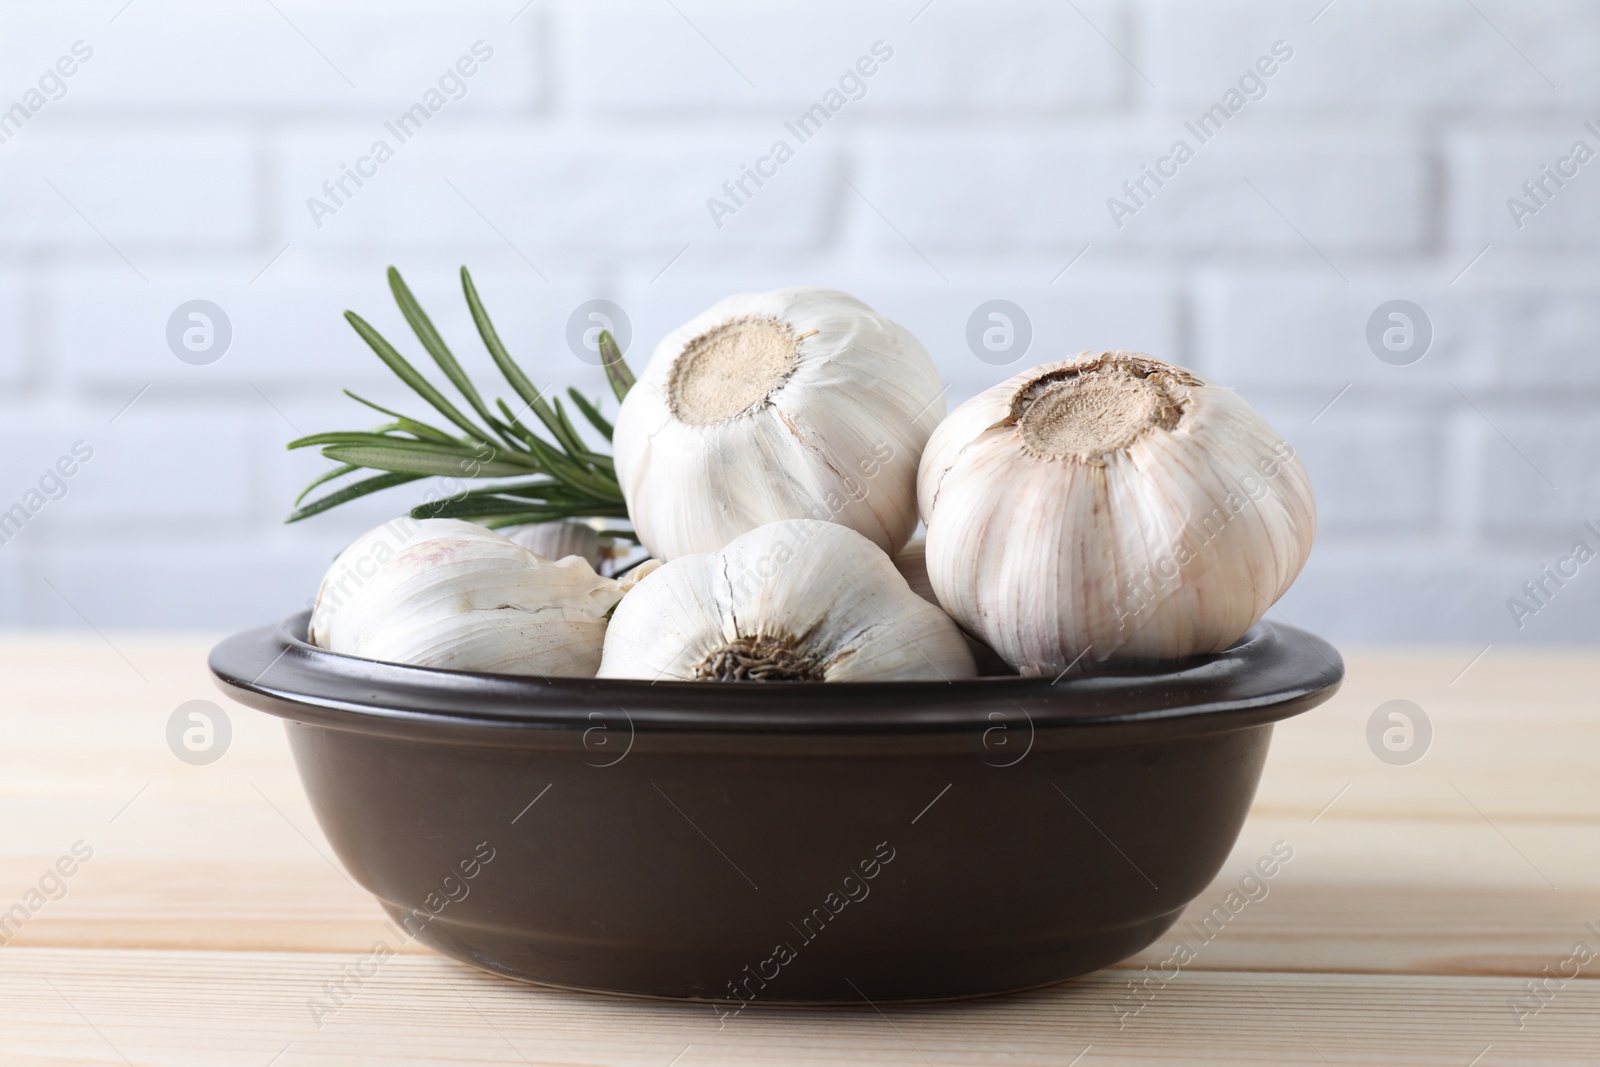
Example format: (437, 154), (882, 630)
(2, 634), (1598, 1064)
(3, 949), (1597, 1066)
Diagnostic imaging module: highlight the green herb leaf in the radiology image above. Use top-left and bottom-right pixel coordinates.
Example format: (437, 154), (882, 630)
(340, 390), (458, 443)
(388, 267), (530, 455)
(483, 512), (635, 533)
(293, 463), (360, 506)
(289, 265), (634, 529)
(598, 330), (636, 402)
(321, 441), (535, 479)
(461, 266), (546, 415)
(452, 479), (602, 503)
(344, 310), (493, 444)
(567, 389), (615, 440)
(287, 471), (422, 523)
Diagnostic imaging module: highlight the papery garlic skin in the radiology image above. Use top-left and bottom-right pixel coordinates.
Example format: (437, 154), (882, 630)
(893, 534), (1017, 677)
(309, 516), (496, 644)
(616, 557), (662, 595)
(919, 352), (1316, 672)
(502, 520), (603, 569)
(310, 517), (621, 676)
(598, 519), (975, 682)
(891, 535), (939, 605)
(612, 288), (945, 561)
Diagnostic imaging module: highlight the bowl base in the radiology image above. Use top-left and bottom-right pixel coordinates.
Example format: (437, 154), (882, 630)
(392, 903), (1186, 1005)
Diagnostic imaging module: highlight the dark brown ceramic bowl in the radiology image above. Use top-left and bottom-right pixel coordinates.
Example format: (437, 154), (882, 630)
(210, 612), (1341, 1005)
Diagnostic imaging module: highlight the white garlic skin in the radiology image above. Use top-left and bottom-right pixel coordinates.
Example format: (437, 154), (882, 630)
(612, 287), (945, 561)
(616, 557), (663, 595)
(310, 517), (622, 676)
(918, 352), (1316, 672)
(893, 534), (1017, 677)
(501, 520), (603, 569)
(598, 519), (975, 682)
(891, 534), (939, 604)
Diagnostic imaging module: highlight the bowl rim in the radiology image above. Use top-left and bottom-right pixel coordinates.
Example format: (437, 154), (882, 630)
(209, 611), (1344, 742)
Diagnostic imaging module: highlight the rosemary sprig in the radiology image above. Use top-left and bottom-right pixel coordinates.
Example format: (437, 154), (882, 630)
(286, 266), (635, 531)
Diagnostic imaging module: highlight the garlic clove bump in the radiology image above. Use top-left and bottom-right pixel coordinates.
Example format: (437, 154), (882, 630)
(501, 519), (604, 569)
(893, 533), (1018, 677)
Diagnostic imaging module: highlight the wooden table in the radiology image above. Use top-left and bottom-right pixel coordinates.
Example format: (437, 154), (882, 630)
(2, 635), (1597, 1065)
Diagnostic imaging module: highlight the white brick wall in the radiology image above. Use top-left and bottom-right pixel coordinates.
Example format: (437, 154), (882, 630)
(0, 0), (1595, 646)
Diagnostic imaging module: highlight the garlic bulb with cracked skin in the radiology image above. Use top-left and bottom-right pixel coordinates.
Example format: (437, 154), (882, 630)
(597, 519), (975, 682)
(918, 352), (1316, 672)
(309, 517), (622, 676)
(611, 287), (945, 561)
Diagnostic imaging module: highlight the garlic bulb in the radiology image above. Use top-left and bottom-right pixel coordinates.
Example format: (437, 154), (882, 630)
(501, 519), (603, 569)
(310, 517), (622, 676)
(611, 288), (945, 561)
(918, 352), (1315, 672)
(598, 519), (975, 682)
